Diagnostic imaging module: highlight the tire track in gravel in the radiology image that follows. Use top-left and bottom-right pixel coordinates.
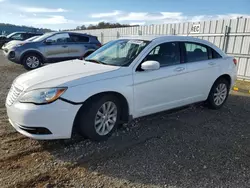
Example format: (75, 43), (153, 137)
(0, 151), (55, 188)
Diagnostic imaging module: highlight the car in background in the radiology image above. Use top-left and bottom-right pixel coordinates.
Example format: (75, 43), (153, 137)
(2, 35), (40, 52)
(3, 31), (102, 70)
(0, 32), (43, 48)
(5, 36), (237, 141)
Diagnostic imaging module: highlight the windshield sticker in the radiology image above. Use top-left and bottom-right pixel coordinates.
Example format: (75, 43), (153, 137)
(128, 40), (144, 45)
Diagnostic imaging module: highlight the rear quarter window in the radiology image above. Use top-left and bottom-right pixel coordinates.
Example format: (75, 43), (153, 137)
(70, 34), (89, 43)
(212, 49), (222, 59)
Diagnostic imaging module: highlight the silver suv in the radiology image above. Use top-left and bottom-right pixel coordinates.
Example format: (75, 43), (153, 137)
(3, 32), (101, 70)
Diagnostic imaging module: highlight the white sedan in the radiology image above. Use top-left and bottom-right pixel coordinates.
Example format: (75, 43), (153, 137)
(6, 35), (237, 141)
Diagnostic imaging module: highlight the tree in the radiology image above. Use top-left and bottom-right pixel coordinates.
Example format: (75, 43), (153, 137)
(75, 22), (139, 30)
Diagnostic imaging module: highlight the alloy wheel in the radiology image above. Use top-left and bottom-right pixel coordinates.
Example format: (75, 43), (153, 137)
(26, 56), (40, 69)
(213, 83), (228, 106)
(94, 101), (118, 136)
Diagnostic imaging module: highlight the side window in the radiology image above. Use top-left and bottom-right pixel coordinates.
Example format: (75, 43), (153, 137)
(69, 34), (89, 43)
(24, 34), (32, 39)
(10, 33), (25, 40)
(47, 33), (70, 44)
(78, 35), (89, 42)
(144, 42), (180, 67)
(185, 42), (209, 62)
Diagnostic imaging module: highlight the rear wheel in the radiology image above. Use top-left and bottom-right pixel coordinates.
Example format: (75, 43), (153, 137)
(207, 78), (230, 109)
(76, 95), (121, 141)
(22, 53), (42, 70)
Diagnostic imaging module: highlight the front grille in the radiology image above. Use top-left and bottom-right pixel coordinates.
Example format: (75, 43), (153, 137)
(6, 84), (23, 106)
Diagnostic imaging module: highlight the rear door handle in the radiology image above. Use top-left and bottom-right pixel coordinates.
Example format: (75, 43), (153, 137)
(208, 62), (216, 65)
(174, 67), (185, 72)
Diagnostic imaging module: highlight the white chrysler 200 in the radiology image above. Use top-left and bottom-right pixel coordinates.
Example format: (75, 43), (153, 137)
(6, 36), (237, 141)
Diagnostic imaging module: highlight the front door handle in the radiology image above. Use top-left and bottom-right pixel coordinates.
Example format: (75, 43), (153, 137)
(62, 45), (68, 48)
(208, 62), (216, 66)
(174, 67), (185, 72)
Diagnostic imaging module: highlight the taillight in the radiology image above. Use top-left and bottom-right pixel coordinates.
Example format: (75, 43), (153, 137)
(97, 43), (102, 48)
(233, 58), (237, 66)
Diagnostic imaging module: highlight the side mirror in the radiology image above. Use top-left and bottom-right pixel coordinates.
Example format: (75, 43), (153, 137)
(45, 39), (53, 44)
(141, 60), (160, 71)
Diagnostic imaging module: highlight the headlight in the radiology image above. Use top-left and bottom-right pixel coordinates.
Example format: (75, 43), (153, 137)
(19, 87), (67, 104)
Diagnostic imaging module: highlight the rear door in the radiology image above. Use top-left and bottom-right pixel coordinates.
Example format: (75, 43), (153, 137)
(183, 42), (222, 101)
(67, 34), (89, 58)
(42, 33), (70, 60)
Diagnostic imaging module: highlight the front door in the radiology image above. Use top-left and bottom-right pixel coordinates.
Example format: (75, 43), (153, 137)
(133, 42), (190, 118)
(42, 33), (70, 61)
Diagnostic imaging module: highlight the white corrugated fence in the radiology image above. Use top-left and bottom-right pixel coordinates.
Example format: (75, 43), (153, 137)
(74, 18), (250, 80)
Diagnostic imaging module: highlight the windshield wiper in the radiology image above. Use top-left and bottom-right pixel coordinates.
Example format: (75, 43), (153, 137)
(85, 59), (106, 65)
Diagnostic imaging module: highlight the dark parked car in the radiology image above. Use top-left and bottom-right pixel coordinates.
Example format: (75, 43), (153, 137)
(0, 32), (43, 48)
(3, 32), (102, 70)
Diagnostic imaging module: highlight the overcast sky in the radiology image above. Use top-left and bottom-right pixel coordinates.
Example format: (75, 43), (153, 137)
(0, 0), (249, 30)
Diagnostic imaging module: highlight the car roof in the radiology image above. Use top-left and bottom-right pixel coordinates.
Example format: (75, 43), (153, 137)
(10, 31), (42, 34)
(119, 35), (227, 57)
(120, 35), (203, 42)
(54, 31), (95, 37)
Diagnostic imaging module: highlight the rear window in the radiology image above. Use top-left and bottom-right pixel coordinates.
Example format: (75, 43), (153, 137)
(184, 42), (209, 62)
(69, 34), (89, 43)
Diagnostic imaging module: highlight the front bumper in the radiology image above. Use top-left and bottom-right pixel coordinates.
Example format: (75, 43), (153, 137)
(6, 99), (81, 140)
(3, 48), (21, 63)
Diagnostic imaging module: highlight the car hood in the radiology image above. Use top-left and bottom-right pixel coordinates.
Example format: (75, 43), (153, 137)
(3, 40), (22, 49)
(14, 59), (120, 91)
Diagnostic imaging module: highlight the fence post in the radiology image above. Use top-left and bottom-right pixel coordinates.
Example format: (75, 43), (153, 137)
(222, 26), (230, 52)
(171, 28), (176, 35)
(101, 32), (104, 44)
(117, 31), (120, 39)
(138, 30), (142, 36)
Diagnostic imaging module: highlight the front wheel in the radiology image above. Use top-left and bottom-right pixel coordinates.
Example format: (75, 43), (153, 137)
(77, 95), (121, 141)
(22, 53), (42, 70)
(207, 78), (230, 109)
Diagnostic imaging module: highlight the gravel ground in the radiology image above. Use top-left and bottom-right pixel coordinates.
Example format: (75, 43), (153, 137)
(0, 51), (249, 188)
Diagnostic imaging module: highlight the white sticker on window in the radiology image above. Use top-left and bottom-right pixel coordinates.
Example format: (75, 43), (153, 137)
(128, 40), (144, 45)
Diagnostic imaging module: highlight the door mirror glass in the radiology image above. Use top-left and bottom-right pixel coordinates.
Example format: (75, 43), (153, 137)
(45, 39), (53, 44)
(141, 61), (160, 71)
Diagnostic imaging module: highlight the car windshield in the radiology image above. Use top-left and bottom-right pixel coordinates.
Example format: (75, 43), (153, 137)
(85, 39), (150, 66)
(32, 32), (55, 42)
(6, 32), (19, 38)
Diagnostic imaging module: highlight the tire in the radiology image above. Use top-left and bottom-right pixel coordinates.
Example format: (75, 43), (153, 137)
(83, 51), (94, 59)
(22, 53), (42, 70)
(76, 95), (121, 141)
(206, 78), (230, 109)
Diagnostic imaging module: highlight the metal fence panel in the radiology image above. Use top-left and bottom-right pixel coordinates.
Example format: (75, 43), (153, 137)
(246, 59), (250, 77)
(241, 36), (250, 54)
(76, 18), (250, 80)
